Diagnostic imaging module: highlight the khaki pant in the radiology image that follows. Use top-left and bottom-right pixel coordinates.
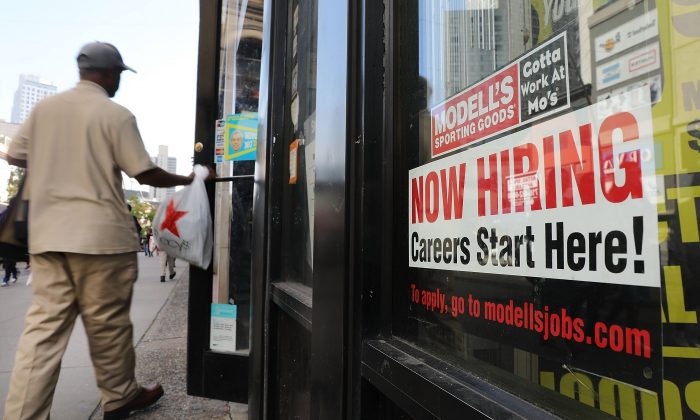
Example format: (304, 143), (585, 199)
(3, 252), (141, 420)
(158, 251), (175, 277)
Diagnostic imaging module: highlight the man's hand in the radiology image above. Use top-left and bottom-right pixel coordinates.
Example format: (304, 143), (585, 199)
(185, 166), (216, 184)
(204, 165), (216, 182)
(136, 167), (193, 187)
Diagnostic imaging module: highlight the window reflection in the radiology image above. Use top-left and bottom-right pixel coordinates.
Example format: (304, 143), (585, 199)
(278, 0), (318, 287)
(399, 0), (673, 417)
(211, 0), (264, 353)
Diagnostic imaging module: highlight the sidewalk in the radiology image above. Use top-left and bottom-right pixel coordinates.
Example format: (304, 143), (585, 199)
(0, 253), (245, 419)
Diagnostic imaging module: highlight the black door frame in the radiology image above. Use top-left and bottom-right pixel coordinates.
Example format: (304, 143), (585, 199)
(250, 0), (361, 418)
(248, 0), (276, 416)
(187, 0), (249, 404)
(187, 0), (220, 398)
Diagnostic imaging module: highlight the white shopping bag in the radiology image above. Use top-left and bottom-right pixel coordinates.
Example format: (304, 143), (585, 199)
(153, 165), (213, 269)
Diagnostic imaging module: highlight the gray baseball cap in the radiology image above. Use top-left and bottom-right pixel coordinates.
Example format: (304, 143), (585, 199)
(76, 42), (136, 73)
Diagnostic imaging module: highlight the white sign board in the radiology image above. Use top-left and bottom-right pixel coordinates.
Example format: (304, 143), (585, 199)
(408, 89), (659, 287)
(595, 10), (659, 62)
(608, 75), (662, 105)
(596, 43), (660, 90)
(210, 303), (237, 353)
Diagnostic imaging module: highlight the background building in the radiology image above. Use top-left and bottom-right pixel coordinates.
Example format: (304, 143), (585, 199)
(10, 74), (57, 124)
(0, 120), (22, 203)
(150, 145), (177, 202)
(420, 1), (530, 107)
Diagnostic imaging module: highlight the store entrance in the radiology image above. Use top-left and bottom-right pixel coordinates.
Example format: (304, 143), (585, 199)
(185, 0), (260, 405)
(186, 0), (351, 418)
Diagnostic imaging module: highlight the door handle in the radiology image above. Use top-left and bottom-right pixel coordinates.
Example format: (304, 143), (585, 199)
(214, 175), (254, 182)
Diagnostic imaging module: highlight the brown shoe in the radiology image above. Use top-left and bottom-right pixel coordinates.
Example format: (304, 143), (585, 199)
(103, 383), (164, 420)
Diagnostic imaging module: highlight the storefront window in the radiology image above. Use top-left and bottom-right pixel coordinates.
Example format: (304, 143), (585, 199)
(210, 0), (264, 353)
(265, 0), (319, 415)
(275, 0), (318, 288)
(394, 0), (700, 417)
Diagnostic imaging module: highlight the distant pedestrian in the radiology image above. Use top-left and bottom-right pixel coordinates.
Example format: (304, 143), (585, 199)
(148, 230), (156, 258)
(1, 258), (18, 287)
(3, 41), (206, 420)
(155, 244), (176, 282)
(144, 228), (153, 257)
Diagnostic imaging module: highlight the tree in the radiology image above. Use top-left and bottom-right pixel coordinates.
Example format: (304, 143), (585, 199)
(7, 167), (26, 200)
(127, 195), (157, 236)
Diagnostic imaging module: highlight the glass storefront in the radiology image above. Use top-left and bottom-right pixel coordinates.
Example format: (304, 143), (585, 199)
(190, 0), (700, 418)
(276, 0), (318, 288)
(392, 0), (700, 418)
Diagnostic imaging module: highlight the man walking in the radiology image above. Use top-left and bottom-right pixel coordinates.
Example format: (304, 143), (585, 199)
(4, 42), (198, 420)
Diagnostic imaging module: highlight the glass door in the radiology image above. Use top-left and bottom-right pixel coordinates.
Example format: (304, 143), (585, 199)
(258, 0), (319, 417)
(187, 0), (264, 403)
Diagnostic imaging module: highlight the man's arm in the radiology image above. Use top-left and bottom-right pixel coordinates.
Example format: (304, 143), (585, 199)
(7, 156), (26, 169)
(135, 167), (193, 187)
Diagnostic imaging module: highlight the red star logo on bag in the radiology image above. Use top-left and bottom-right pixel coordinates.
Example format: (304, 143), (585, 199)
(160, 200), (188, 238)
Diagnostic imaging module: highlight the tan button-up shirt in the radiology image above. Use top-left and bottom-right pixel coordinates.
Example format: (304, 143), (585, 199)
(8, 80), (157, 254)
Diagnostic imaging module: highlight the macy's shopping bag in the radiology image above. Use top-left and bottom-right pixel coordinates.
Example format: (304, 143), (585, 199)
(153, 165), (212, 269)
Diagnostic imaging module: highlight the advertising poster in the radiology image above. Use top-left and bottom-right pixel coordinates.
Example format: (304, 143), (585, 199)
(530, 0), (582, 95)
(431, 32), (570, 158)
(224, 113), (258, 161)
(530, 0), (578, 45)
(646, 1), (700, 418)
(531, 3), (700, 416)
(409, 89), (661, 391)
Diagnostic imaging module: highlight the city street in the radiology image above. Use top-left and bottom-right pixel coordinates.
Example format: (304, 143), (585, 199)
(0, 253), (179, 419)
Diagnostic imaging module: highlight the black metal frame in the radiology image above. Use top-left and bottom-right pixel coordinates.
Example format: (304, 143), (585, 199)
(187, 0), (221, 399)
(248, 0), (276, 415)
(253, 0), (361, 417)
(308, 0), (357, 416)
(248, 0), (287, 415)
(188, 0), (250, 404)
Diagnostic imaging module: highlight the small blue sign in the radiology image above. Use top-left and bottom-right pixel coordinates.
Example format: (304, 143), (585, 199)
(211, 303), (237, 319)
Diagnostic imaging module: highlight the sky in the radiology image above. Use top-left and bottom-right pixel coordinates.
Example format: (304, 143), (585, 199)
(0, 0), (200, 195)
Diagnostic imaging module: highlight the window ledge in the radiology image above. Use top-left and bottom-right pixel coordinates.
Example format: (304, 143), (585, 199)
(362, 338), (595, 420)
(271, 281), (312, 331)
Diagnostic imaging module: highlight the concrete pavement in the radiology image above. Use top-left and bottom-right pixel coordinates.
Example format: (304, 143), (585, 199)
(0, 253), (179, 419)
